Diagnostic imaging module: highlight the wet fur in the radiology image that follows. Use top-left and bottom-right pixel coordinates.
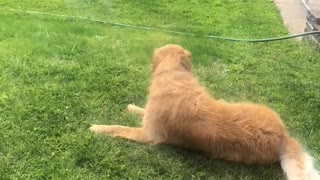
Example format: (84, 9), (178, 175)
(90, 44), (319, 180)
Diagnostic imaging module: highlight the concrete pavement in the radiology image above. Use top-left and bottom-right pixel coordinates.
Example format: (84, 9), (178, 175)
(274, 0), (308, 36)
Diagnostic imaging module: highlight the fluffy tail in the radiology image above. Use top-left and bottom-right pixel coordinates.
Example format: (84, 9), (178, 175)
(280, 136), (320, 180)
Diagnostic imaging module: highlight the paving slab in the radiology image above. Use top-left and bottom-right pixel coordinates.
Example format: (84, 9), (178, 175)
(274, 0), (308, 37)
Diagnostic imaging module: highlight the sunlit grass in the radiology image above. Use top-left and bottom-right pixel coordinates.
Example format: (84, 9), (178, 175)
(0, 0), (319, 179)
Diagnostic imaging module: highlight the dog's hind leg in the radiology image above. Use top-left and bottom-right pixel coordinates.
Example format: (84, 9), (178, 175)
(127, 104), (145, 117)
(89, 125), (150, 143)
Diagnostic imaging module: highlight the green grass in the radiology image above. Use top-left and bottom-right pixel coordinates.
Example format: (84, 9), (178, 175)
(1, 0), (320, 179)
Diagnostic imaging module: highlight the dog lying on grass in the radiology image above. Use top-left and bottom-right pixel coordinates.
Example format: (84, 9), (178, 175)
(90, 44), (319, 180)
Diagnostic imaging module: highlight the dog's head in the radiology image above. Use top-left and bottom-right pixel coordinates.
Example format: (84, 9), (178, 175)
(152, 44), (192, 73)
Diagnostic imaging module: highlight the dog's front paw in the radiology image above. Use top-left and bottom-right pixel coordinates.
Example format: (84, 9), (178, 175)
(89, 125), (112, 134)
(127, 104), (137, 113)
(89, 125), (122, 137)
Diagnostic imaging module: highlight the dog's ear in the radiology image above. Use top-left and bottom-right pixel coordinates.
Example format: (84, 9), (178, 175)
(180, 50), (192, 72)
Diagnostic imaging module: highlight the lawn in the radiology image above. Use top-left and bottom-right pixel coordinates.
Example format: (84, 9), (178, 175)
(0, 0), (320, 179)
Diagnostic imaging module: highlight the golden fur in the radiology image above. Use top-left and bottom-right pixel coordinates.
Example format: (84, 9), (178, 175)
(90, 44), (319, 180)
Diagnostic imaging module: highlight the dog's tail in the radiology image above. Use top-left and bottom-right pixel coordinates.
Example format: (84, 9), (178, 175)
(280, 136), (320, 180)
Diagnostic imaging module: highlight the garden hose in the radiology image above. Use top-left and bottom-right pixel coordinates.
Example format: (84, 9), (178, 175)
(2, 8), (320, 43)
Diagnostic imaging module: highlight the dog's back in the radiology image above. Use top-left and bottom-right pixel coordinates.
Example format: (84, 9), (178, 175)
(146, 68), (283, 164)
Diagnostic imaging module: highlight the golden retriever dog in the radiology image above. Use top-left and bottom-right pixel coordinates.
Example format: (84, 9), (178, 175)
(90, 44), (319, 180)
